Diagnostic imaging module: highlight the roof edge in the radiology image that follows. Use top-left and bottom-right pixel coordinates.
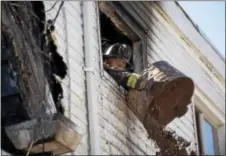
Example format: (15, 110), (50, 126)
(175, 1), (225, 62)
(156, 1), (225, 81)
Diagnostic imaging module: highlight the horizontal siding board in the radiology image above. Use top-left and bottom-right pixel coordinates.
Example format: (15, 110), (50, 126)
(63, 90), (86, 112)
(147, 32), (222, 105)
(138, 1), (224, 104)
(129, 1), (199, 149)
(66, 23), (84, 46)
(97, 1), (202, 154)
(100, 134), (129, 155)
(147, 36), (196, 141)
(70, 110), (88, 126)
(144, 1), (225, 110)
(62, 96), (86, 116)
(68, 52), (84, 70)
(67, 43), (84, 60)
(158, 2), (224, 78)
(65, 3), (83, 24)
(99, 115), (154, 155)
(146, 49), (195, 141)
(101, 99), (145, 137)
(44, 1), (222, 155)
(65, 15), (83, 38)
(69, 74), (85, 90)
(67, 35), (84, 58)
(44, 1), (89, 154)
(100, 88), (157, 154)
(70, 113), (88, 134)
(119, 1), (149, 30)
(67, 1), (82, 14)
(68, 59), (84, 77)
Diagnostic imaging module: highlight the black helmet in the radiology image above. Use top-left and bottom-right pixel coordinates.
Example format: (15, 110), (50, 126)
(103, 43), (132, 63)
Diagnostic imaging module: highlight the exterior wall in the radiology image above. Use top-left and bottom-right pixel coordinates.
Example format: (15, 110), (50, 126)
(157, 2), (225, 123)
(98, 1), (198, 154)
(99, 73), (158, 155)
(42, 1), (224, 155)
(1, 1), (223, 155)
(44, 1), (89, 155)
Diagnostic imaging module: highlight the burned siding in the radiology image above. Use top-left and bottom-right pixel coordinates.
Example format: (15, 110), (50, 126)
(96, 1), (198, 155)
(37, 2), (222, 155)
(1, 1), (221, 155)
(43, 1), (89, 154)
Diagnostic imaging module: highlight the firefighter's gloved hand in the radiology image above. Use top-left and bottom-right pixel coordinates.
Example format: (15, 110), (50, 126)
(135, 73), (155, 91)
(104, 66), (130, 88)
(104, 66), (143, 89)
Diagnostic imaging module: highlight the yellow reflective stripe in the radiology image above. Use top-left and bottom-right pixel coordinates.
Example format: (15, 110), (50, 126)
(127, 73), (141, 88)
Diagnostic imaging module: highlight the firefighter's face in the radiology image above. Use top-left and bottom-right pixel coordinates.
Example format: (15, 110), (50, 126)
(104, 58), (127, 70)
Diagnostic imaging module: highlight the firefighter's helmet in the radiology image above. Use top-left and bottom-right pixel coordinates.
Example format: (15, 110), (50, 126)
(103, 43), (132, 63)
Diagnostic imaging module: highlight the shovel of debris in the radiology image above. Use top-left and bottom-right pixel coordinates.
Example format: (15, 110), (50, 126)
(127, 61), (194, 126)
(127, 61), (195, 155)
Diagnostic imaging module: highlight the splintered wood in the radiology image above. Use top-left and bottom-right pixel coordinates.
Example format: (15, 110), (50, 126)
(127, 61), (196, 155)
(98, 1), (139, 41)
(5, 113), (82, 155)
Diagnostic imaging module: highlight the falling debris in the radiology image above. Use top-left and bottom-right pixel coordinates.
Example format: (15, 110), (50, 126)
(127, 61), (196, 155)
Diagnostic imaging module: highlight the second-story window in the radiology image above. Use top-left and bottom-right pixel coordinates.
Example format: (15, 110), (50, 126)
(98, 1), (147, 90)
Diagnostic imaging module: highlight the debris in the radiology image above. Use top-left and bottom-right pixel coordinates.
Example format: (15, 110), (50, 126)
(127, 61), (196, 155)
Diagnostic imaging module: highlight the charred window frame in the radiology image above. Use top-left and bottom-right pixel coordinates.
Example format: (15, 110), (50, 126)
(97, 1), (147, 86)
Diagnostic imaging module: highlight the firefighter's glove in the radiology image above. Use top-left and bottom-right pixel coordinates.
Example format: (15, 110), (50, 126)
(134, 72), (155, 91)
(104, 67), (130, 88)
(104, 66), (144, 89)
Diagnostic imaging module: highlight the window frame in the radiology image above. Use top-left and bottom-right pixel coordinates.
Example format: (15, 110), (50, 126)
(195, 108), (221, 155)
(97, 1), (148, 84)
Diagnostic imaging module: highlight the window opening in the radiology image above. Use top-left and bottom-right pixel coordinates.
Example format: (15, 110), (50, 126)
(98, 2), (147, 90)
(100, 11), (134, 73)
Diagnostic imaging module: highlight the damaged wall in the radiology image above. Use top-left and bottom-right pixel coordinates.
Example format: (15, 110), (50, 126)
(43, 1), (89, 155)
(2, 1), (223, 155)
(1, 1), (54, 120)
(1, 1), (87, 155)
(97, 2), (198, 155)
(1, 2), (56, 154)
(41, 1), (199, 155)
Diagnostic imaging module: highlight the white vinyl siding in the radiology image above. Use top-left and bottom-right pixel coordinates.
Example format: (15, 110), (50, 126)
(42, 1), (223, 155)
(44, 1), (89, 155)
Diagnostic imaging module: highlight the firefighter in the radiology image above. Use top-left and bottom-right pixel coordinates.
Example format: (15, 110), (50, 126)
(102, 38), (158, 92)
(102, 39), (194, 127)
(102, 38), (141, 90)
